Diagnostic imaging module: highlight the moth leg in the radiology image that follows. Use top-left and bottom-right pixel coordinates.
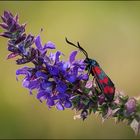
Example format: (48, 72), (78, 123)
(87, 65), (93, 76)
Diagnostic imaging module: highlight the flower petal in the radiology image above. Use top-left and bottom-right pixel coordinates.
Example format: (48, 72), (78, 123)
(35, 71), (48, 79)
(56, 82), (67, 93)
(125, 98), (136, 114)
(55, 51), (61, 63)
(66, 75), (76, 83)
(81, 74), (89, 80)
(16, 67), (29, 75)
(37, 91), (45, 99)
(35, 35), (43, 50)
(56, 102), (64, 110)
(44, 41), (55, 49)
(49, 66), (59, 76)
(62, 62), (70, 71)
(22, 78), (30, 88)
(69, 51), (77, 63)
(28, 79), (40, 90)
(64, 100), (72, 108)
(47, 98), (54, 106)
(7, 52), (19, 59)
(41, 81), (53, 94)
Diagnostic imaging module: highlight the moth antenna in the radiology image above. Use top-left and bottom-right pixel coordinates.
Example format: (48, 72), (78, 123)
(65, 37), (88, 58)
(77, 42), (88, 58)
(65, 37), (79, 49)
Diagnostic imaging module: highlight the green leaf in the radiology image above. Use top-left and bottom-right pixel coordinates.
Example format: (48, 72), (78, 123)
(72, 95), (80, 107)
(136, 103), (140, 113)
(82, 98), (89, 106)
(93, 107), (97, 113)
(84, 88), (91, 94)
(89, 108), (92, 115)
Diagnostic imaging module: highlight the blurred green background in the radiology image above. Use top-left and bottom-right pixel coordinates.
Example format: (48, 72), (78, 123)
(0, 1), (140, 139)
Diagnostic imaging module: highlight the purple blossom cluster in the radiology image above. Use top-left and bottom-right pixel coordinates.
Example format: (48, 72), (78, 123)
(1, 11), (140, 134)
(16, 35), (89, 110)
(0, 11), (89, 111)
(0, 11), (35, 64)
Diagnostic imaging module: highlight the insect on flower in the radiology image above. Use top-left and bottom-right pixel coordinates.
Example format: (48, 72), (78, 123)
(65, 38), (115, 102)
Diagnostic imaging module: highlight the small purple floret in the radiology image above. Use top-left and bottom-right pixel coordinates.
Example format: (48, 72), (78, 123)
(125, 98), (136, 114)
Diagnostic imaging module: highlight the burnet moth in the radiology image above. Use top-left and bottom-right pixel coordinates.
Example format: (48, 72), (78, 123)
(66, 38), (115, 102)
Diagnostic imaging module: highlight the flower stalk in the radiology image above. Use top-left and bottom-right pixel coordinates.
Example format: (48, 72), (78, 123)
(1, 11), (140, 135)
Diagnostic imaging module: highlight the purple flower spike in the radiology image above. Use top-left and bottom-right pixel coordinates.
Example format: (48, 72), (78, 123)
(0, 11), (35, 65)
(2, 11), (140, 136)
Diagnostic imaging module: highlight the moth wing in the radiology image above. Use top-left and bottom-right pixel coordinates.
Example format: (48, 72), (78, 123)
(92, 66), (115, 101)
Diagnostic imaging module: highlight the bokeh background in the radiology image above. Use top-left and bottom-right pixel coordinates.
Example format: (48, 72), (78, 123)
(0, 1), (140, 139)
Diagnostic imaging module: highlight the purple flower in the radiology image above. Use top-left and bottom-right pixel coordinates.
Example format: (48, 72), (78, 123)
(98, 94), (105, 105)
(35, 48), (88, 109)
(125, 98), (136, 114)
(0, 11), (35, 65)
(81, 110), (88, 120)
(56, 102), (64, 110)
(1, 11), (89, 111)
(66, 67), (78, 83)
(49, 65), (59, 76)
(35, 35), (55, 55)
(64, 100), (72, 108)
(0, 11), (25, 39)
(16, 44), (87, 110)
(69, 51), (77, 63)
(56, 81), (67, 94)
(37, 91), (46, 100)
(2, 11), (140, 136)
(41, 81), (53, 92)
(16, 67), (33, 79)
(35, 71), (48, 79)
(46, 96), (55, 106)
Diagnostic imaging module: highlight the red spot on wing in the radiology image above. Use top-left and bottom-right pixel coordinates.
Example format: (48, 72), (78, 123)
(93, 66), (101, 74)
(99, 77), (108, 84)
(99, 79), (103, 84)
(92, 65), (115, 101)
(102, 77), (108, 84)
(103, 86), (114, 95)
